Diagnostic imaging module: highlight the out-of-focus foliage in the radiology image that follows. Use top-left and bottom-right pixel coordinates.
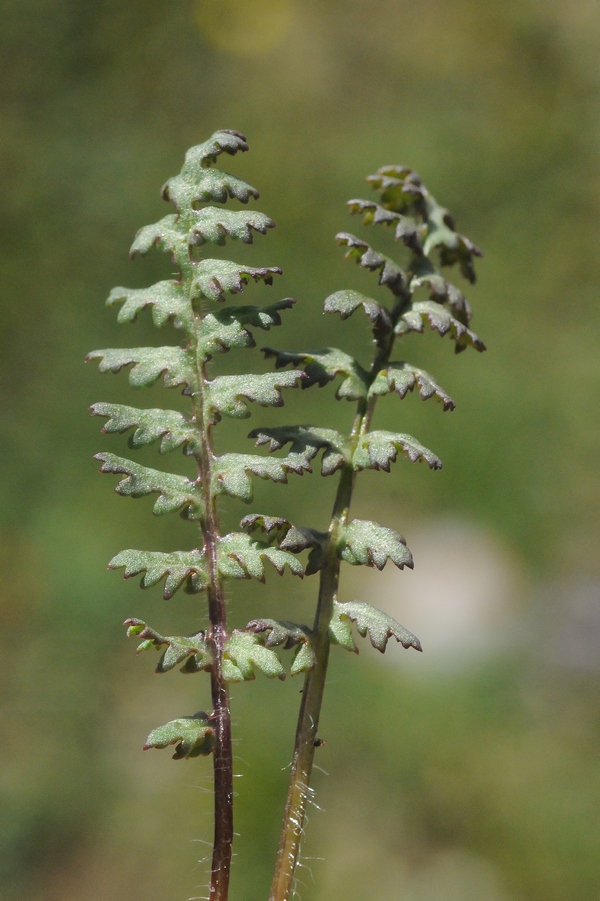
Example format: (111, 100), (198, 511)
(1, 1), (599, 900)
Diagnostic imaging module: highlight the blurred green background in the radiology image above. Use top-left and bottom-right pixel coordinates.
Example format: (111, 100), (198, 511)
(2, 2), (600, 900)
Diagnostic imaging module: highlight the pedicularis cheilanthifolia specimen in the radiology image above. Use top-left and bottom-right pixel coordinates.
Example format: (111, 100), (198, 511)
(88, 130), (485, 901)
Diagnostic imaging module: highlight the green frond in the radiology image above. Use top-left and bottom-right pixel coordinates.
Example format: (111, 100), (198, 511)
(124, 618), (211, 672)
(335, 232), (407, 296)
(212, 452), (308, 503)
(191, 259), (282, 302)
(144, 713), (216, 759)
(91, 403), (200, 455)
(245, 618), (316, 675)
(86, 346), (198, 391)
(161, 129), (254, 209)
(365, 166), (426, 215)
(337, 519), (413, 570)
(110, 550), (208, 598)
(107, 281), (192, 331)
(249, 425), (349, 475)
(206, 371), (304, 423)
(217, 532), (304, 581)
(189, 208), (275, 246)
(367, 361), (455, 410)
(331, 601), (421, 653)
(164, 167), (259, 208)
(323, 289), (393, 349)
(196, 299), (295, 361)
(223, 631), (286, 682)
(353, 431), (442, 471)
(347, 199), (425, 253)
(396, 300), (486, 353)
(95, 453), (204, 519)
(262, 347), (368, 401)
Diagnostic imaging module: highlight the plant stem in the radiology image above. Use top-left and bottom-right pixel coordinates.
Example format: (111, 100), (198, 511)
(269, 311), (404, 901)
(194, 362), (234, 901)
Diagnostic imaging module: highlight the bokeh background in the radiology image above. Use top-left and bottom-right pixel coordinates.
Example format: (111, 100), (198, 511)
(2, 2), (600, 900)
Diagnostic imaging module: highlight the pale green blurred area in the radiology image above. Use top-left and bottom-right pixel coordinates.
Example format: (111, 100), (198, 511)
(1, 1), (600, 899)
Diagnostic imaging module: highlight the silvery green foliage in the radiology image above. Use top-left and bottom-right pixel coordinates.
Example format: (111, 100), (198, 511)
(257, 163), (486, 661)
(88, 131), (314, 756)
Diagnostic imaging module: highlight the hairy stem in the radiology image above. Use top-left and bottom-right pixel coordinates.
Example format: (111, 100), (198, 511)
(269, 308), (405, 901)
(194, 362), (234, 901)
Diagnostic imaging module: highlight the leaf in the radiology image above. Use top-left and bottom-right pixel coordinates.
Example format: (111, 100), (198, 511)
(347, 199), (425, 253)
(130, 214), (189, 268)
(217, 532), (304, 581)
(335, 232), (407, 296)
(396, 300), (486, 354)
(144, 713), (216, 759)
(86, 346), (198, 391)
(262, 347), (368, 401)
(196, 299), (295, 361)
(95, 453), (204, 519)
(191, 259), (282, 302)
(353, 431), (442, 471)
(249, 425), (349, 476)
(223, 631), (286, 682)
(124, 618), (212, 672)
(368, 362), (455, 411)
(91, 403), (200, 455)
(212, 452), (307, 503)
(164, 167), (259, 208)
(323, 289), (393, 348)
(332, 601), (422, 652)
(206, 371), (304, 423)
(245, 618), (316, 675)
(338, 519), (413, 570)
(107, 280), (192, 330)
(161, 130), (254, 209)
(111, 550), (209, 598)
(240, 514), (327, 575)
(189, 208), (275, 246)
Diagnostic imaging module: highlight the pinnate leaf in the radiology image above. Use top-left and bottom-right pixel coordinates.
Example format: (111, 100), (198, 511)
(332, 601), (421, 652)
(249, 424), (349, 475)
(223, 630), (285, 682)
(212, 452), (307, 503)
(161, 130), (252, 209)
(191, 259), (282, 302)
(262, 347), (368, 401)
(217, 532), (304, 581)
(206, 371), (303, 422)
(95, 453), (204, 519)
(189, 208), (274, 246)
(144, 713), (216, 759)
(368, 362), (455, 411)
(130, 214), (188, 267)
(124, 618), (211, 672)
(410, 263), (472, 326)
(86, 346), (197, 391)
(366, 166), (427, 213)
(91, 403), (200, 455)
(353, 431), (442, 471)
(338, 519), (413, 570)
(396, 300), (485, 354)
(111, 549), (208, 598)
(246, 618), (316, 675)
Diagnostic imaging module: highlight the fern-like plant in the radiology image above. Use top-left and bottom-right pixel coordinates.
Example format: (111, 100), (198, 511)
(88, 130), (310, 901)
(257, 165), (486, 901)
(89, 133), (484, 901)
